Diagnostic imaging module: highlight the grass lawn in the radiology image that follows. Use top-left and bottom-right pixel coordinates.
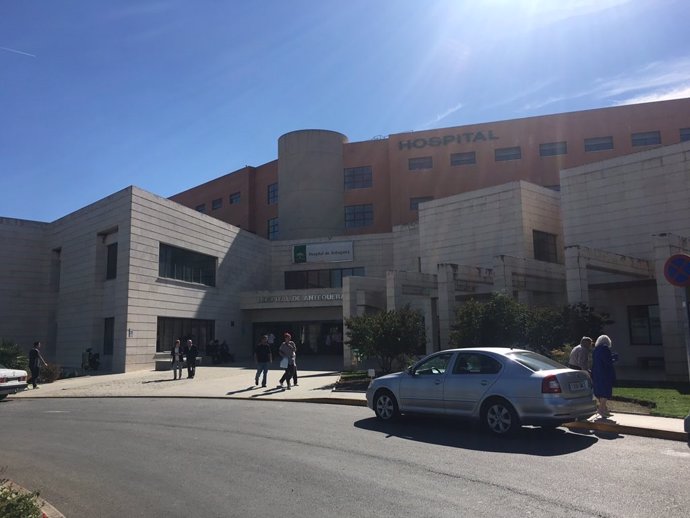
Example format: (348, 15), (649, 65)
(614, 386), (690, 419)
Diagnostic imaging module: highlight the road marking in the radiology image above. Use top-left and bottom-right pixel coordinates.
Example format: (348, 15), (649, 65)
(44, 410), (70, 414)
(662, 449), (690, 458)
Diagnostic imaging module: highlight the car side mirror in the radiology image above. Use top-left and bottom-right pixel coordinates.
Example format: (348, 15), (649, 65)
(407, 366), (416, 376)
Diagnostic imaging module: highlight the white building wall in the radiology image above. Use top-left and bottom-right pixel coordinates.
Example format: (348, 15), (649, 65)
(392, 222), (421, 272)
(418, 182), (528, 274)
(0, 218), (53, 357)
(561, 142), (690, 256)
(124, 188), (271, 370)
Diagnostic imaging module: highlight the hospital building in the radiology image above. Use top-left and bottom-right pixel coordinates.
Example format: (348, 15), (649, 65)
(2, 97), (690, 381)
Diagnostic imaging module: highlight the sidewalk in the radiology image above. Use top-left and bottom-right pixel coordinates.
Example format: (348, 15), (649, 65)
(13, 360), (689, 442)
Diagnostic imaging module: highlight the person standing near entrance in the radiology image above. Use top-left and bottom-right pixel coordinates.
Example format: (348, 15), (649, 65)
(184, 339), (198, 379)
(277, 333), (296, 390)
(591, 334), (616, 417)
(171, 339), (184, 380)
(29, 341), (48, 389)
(568, 336), (592, 371)
(254, 335), (272, 387)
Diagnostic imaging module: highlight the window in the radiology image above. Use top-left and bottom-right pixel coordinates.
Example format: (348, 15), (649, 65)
(410, 197), (433, 210)
(631, 131), (661, 147)
(680, 128), (690, 142)
(450, 151), (476, 166)
(539, 141), (567, 157)
(158, 243), (217, 286)
(495, 146), (522, 161)
(453, 353), (502, 375)
(585, 136), (614, 152)
(268, 217), (279, 240)
(156, 316), (215, 353)
(106, 243), (118, 280)
(211, 198), (222, 210)
(344, 166), (372, 189)
(195, 203), (206, 213)
(413, 353), (453, 376)
(408, 156), (433, 170)
(284, 267), (365, 289)
(628, 305), (662, 345)
(103, 317), (114, 356)
(267, 183), (278, 204)
(229, 192), (241, 204)
(533, 230), (558, 263)
(345, 204), (373, 228)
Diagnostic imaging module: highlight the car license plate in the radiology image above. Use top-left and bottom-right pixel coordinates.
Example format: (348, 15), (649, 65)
(569, 381), (587, 391)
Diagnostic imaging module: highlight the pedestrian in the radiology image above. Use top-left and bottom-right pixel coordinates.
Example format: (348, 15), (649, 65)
(568, 336), (593, 371)
(291, 341), (299, 387)
(29, 341), (48, 389)
(184, 339), (198, 379)
(591, 334), (616, 417)
(254, 335), (272, 387)
(171, 339), (184, 380)
(277, 333), (296, 390)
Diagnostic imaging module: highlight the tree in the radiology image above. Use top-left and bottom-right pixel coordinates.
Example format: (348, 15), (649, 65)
(450, 294), (526, 347)
(345, 306), (426, 373)
(0, 339), (28, 370)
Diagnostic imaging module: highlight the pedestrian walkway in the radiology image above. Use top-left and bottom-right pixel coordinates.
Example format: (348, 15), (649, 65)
(12, 359), (688, 442)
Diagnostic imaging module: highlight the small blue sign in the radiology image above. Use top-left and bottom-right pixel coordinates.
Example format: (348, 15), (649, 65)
(664, 254), (690, 287)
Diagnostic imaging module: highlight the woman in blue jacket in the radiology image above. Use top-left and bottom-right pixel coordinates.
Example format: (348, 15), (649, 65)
(591, 335), (616, 417)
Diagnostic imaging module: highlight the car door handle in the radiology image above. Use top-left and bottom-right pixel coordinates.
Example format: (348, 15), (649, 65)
(434, 379), (442, 385)
(480, 380), (488, 386)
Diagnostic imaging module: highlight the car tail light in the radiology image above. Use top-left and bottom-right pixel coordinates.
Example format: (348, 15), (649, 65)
(19, 376), (26, 381)
(0, 377), (6, 383)
(542, 375), (562, 393)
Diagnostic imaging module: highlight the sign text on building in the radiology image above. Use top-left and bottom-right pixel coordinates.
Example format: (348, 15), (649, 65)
(257, 293), (343, 303)
(293, 241), (353, 264)
(398, 130), (498, 150)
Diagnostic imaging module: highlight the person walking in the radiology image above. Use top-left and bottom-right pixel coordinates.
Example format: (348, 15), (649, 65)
(29, 341), (48, 389)
(171, 339), (184, 380)
(568, 336), (593, 371)
(184, 339), (198, 379)
(277, 333), (296, 390)
(254, 335), (272, 387)
(591, 334), (616, 417)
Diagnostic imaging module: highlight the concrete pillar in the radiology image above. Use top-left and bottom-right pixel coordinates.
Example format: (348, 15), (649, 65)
(653, 234), (690, 381)
(437, 264), (457, 349)
(565, 246), (590, 305)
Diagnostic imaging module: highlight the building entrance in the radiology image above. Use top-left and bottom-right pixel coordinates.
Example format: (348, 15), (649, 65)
(253, 321), (343, 356)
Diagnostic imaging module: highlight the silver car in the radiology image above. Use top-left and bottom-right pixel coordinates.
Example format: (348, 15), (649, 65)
(366, 347), (596, 435)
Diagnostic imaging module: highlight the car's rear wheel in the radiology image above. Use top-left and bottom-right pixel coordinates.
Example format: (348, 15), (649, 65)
(482, 398), (520, 435)
(374, 389), (399, 421)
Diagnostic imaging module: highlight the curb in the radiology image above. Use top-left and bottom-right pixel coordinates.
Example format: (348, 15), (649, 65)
(564, 419), (688, 443)
(1, 480), (65, 518)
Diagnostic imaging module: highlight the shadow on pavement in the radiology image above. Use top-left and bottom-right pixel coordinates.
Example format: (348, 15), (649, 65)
(354, 415), (598, 455)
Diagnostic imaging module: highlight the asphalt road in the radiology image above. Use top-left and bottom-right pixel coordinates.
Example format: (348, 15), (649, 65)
(2, 398), (689, 518)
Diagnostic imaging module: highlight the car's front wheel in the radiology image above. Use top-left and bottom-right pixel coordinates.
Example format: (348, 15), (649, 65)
(0, 394), (7, 401)
(373, 389), (399, 421)
(482, 398), (519, 435)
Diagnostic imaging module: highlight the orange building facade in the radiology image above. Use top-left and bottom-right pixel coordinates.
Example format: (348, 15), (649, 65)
(170, 98), (690, 238)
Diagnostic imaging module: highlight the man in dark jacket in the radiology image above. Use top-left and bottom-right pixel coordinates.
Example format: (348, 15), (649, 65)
(184, 339), (199, 379)
(29, 341), (48, 389)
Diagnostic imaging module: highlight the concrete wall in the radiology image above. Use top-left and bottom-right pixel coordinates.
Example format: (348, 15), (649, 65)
(0, 218), (53, 358)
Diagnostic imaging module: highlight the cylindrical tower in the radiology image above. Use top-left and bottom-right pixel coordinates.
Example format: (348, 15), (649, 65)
(278, 129), (348, 240)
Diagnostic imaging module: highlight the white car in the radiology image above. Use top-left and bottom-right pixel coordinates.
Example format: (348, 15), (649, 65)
(0, 363), (28, 400)
(366, 347), (596, 435)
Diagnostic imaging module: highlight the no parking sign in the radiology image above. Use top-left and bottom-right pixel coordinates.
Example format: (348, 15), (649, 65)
(663, 254), (690, 287)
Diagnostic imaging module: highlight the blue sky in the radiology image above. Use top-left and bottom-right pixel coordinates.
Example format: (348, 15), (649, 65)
(2, 0), (690, 222)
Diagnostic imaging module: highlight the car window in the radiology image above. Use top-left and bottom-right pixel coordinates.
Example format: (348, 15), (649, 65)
(414, 353), (452, 376)
(506, 351), (564, 371)
(452, 353), (502, 375)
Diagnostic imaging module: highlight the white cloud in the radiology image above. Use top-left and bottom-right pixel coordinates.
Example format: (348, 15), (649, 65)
(419, 102), (464, 129)
(613, 85), (690, 105)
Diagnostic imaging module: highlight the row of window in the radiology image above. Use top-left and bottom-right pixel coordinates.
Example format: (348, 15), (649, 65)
(266, 204), (374, 240)
(404, 129), (690, 170)
(195, 192), (241, 213)
(285, 267), (365, 290)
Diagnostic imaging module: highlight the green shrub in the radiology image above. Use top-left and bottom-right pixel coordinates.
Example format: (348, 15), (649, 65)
(0, 339), (29, 370)
(39, 363), (61, 383)
(0, 483), (43, 518)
